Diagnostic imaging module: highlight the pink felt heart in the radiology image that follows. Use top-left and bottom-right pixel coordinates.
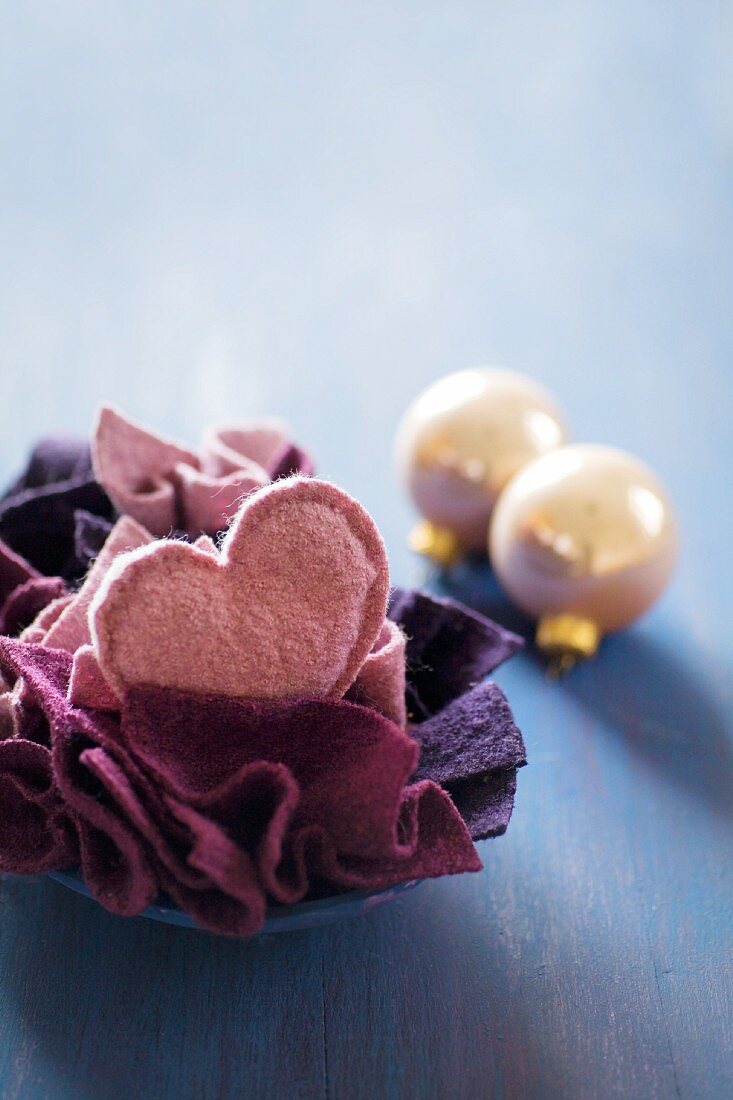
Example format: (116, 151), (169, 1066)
(91, 477), (390, 701)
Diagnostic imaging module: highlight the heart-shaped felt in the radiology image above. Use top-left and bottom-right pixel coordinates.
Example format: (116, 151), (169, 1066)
(91, 477), (390, 701)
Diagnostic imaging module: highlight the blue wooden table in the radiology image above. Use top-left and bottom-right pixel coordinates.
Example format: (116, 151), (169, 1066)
(0, 4), (731, 1097)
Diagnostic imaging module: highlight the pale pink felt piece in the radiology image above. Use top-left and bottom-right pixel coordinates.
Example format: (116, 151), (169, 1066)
(68, 645), (120, 711)
(192, 534), (218, 556)
(201, 420), (288, 477)
(347, 619), (407, 728)
(92, 404), (199, 536)
(20, 594), (75, 643)
(91, 477), (390, 700)
(172, 462), (267, 534)
(43, 517), (153, 655)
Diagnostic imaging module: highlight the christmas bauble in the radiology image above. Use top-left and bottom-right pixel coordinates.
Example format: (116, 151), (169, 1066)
(395, 368), (568, 564)
(489, 443), (678, 667)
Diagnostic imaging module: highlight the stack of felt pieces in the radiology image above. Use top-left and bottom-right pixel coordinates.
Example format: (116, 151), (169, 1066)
(0, 406), (526, 936)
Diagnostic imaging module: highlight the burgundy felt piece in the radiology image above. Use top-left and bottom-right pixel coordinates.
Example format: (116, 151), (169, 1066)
(0, 537), (38, 603)
(0, 638), (484, 935)
(0, 576), (68, 637)
(387, 587), (523, 720)
(0, 738), (78, 873)
(0, 640), (158, 914)
(120, 684), (480, 907)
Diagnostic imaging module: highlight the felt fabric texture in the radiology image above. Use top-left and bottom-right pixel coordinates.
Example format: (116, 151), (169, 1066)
(347, 619), (407, 728)
(72, 510), (115, 577)
(91, 477), (390, 700)
(120, 684), (481, 906)
(0, 576), (68, 638)
(42, 516), (152, 655)
(0, 536), (38, 603)
(68, 646), (121, 711)
(92, 405), (313, 538)
(410, 680), (527, 842)
(0, 638), (482, 935)
(0, 438), (115, 580)
(388, 587), (523, 721)
(20, 595), (75, 643)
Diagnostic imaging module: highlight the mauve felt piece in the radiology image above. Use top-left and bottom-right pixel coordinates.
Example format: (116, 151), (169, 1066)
(68, 646), (120, 711)
(42, 516), (152, 655)
(93, 405), (313, 538)
(92, 477), (390, 700)
(387, 587), (523, 720)
(346, 619), (407, 727)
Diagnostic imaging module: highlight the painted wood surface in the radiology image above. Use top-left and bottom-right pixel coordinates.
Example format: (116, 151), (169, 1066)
(0, 4), (731, 1097)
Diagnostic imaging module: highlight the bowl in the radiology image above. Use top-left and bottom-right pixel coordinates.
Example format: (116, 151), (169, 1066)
(47, 869), (422, 934)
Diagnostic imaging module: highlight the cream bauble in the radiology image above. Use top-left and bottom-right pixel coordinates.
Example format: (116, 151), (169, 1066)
(489, 444), (678, 666)
(395, 368), (568, 564)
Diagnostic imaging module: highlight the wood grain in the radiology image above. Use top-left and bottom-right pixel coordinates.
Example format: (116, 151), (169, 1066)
(0, 2), (731, 1097)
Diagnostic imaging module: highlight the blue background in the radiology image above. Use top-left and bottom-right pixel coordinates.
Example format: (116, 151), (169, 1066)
(0, 4), (731, 1097)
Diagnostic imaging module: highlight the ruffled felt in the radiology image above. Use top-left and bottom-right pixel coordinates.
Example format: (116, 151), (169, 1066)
(0, 439), (115, 580)
(0, 638), (493, 936)
(388, 587), (522, 720)
(92, 405), (314, 538)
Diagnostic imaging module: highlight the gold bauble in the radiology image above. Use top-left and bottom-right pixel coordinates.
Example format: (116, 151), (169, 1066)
(395, 368), (568, 563)
(489, 443), (678, 668)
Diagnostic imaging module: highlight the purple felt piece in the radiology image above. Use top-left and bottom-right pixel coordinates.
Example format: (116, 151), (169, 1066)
(0, 482), (115, 580)
(0, 576), (68, 637)
(1, 437), (93, 499)
(388, 587), (523, 720)
(409, 680), (526, 842)
(71, 510), (114, 577)
(445, 770), (519, 841)
(346, 619), (407, 727)
(411, 680), (526, 787)
(92, 478), (390, 700)
(93, 405), (312, 538)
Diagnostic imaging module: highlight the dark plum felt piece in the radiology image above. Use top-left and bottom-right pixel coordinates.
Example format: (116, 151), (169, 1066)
(0, 639), (484, 936)
(388, 587), (523, 721)
(0, 537), (68, 637)
(0, 438), (115, 580)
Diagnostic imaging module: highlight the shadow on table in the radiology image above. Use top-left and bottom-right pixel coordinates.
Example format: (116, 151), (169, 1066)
(562, 629), (733, 824)
(428, 558), (733, 825)
(0, 874), (329, 1100)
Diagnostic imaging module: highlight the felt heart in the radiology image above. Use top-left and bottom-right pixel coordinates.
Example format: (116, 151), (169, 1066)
(91, 477), (389, 701)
